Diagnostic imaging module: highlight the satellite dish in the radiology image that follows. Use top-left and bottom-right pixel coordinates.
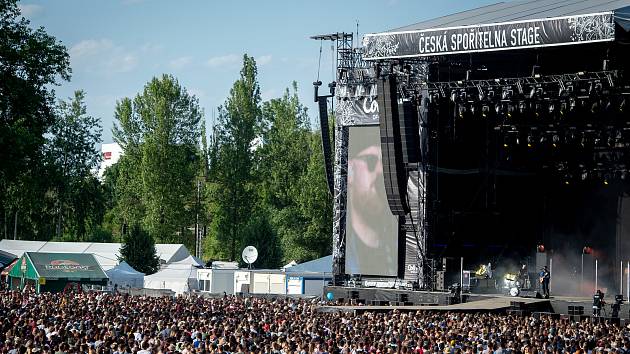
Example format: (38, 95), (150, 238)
(242, 246), (258, 268)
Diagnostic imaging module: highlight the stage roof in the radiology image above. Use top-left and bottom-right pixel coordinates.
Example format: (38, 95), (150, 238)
(392, 0), (630, 33)
(363, 0), (630, 60)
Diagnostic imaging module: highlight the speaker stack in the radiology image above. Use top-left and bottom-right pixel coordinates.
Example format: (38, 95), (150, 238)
(378, 75), (410, 216)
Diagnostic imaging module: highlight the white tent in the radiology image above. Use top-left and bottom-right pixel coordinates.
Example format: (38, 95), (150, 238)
(169, 255), (204, 267)
(105, 262), (144, 288)
(0, 239), (191, 270)
(143, 261), (200, 294)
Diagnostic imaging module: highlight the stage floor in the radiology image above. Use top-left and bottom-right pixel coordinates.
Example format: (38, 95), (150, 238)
(318, 294), (549, 312)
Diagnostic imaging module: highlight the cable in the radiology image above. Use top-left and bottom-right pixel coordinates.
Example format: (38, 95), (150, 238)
(316, 40), (323, 83)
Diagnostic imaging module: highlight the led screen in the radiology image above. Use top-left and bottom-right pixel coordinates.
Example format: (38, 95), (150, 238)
(345, 126), (399, 276)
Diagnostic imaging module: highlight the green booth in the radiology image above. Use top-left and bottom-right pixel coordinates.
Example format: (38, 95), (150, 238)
(8, 252), (108, 293)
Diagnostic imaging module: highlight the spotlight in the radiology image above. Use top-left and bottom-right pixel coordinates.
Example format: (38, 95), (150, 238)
(458, 105), (466, 119)
(482, 105), (490, 118)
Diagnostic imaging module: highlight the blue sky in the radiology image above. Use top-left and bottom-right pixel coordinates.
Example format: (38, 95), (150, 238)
(20, 0), (496, 144)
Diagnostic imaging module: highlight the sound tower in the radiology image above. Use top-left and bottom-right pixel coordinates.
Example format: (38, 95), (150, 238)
(317, 99), (334, 195)
(378, 74), (409, 216)
(398, 100), (420, 164)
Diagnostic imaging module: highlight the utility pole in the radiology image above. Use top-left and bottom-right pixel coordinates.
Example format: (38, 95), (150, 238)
(195, 179), (201, 259)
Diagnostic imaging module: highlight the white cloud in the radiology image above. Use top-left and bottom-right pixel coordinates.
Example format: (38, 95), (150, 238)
(109, 54), (138, 73)
(70, 39), (114, 59)
(169, 56), (193, 70)
(206, 54), (240, 68)
(256, 55), (272, 66)
(70, 39), (139, 74)
(18, 4), (43, 17)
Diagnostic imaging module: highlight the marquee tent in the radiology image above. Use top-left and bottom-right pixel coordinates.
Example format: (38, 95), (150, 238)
(143, 258), (202, 294)
(0, 249), (16, 269)
(8, 252), (108, 293)
(105, 261), (144, 288)
(0, 239), (191, 270)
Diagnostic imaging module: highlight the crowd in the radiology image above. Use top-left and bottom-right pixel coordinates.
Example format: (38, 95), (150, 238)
(1, 288), (630, 354)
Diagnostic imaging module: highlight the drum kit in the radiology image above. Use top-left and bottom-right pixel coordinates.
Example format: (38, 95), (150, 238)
(502, 271), (531, 296)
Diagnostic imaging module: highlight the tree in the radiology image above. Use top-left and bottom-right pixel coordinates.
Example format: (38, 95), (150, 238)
(206, 55), (261, 261)
(291, 130), (333, 260)
(112, 74), (202, 245)
(48, 90), (103, 240)
(119, 223), (160, 275)
(0, 0), (71, 238)
(240, 211), (282, 269)
(255, 84), (332, 263)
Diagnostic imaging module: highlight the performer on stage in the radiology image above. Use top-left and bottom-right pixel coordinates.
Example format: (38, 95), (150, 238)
(539, 265), (550, 299)
(518, 264), (529, 289)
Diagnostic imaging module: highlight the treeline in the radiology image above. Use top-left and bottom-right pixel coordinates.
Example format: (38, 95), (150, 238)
(0, 0), (332, 268)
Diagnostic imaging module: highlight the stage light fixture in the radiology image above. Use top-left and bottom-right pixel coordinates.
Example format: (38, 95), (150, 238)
(482, 105), (490, 118)
(458, 105), (466, 119)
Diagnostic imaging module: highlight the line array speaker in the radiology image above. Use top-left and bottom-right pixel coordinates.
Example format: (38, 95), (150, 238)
(318, 98), (334, 195)
(398, 100), (420, 164)
(378, 74), (409, 215)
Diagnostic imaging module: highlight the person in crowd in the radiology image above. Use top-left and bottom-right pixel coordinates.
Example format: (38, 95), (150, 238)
(1, 289), (629, 354)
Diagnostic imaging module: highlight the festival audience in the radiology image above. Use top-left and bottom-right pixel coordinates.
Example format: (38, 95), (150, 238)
(1, 289), (629, 354)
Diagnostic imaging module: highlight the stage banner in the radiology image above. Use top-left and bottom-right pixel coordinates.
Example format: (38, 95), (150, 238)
(363, 12), (615, 60)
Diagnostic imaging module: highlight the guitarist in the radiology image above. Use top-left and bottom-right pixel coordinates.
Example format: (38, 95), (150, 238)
(539, 266), (550, 299)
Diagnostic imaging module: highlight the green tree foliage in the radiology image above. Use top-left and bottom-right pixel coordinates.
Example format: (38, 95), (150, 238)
(240, 211), (282, 269)
(48, 90), (103, 240)
(205, 64), (333, 267)
(0, 0), (71, 238)
(257, 85), (332, 263)
(112, 74), (202, 245)
(119, 223), (160, 275)
(205, 55), (261, 262)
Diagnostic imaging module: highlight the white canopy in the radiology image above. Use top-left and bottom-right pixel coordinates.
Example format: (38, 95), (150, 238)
(105, 261), (145, 289)
(168, 255), (204, 268)
(0, 239), (191, 270)
(143, 263), (199, 294)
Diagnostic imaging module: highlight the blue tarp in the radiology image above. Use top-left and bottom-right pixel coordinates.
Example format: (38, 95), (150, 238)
(285, 255), (332, 273)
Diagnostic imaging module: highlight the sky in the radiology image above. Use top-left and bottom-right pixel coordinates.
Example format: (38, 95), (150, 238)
(20, 0), (497, 144)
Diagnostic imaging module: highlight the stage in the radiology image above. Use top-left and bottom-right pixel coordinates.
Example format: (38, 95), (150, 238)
(321, 286), (630, 319)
